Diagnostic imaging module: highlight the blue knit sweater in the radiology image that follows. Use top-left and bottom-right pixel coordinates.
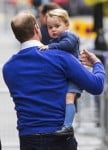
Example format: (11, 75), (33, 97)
(2, 41), (105, 136)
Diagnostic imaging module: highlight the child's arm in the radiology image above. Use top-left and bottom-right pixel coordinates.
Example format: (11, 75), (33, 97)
(49, 34), (79, 55)
(48, 39), (74, 53)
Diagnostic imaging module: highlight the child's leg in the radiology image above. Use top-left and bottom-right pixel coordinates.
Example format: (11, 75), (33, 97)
(63, 93), (76, 127)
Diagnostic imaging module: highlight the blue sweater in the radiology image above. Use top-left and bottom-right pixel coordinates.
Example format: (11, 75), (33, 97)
(2, 42), (105, 136)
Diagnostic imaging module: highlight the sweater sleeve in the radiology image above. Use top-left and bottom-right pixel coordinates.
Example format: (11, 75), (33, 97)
(63, 54), (105, 95)
(48, 33), (78, 55)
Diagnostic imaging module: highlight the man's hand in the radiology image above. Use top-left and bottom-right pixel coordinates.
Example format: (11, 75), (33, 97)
(80, 49), (101, 67)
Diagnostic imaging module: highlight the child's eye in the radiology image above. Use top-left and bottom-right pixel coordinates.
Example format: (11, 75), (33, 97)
(48, 26), (52, 29)
(55, 25), (60, 28)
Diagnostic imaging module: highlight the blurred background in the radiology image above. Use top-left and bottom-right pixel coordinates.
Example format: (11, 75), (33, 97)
(0, 0), (108, 149)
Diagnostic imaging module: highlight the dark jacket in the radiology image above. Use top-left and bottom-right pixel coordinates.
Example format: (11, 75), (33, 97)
(48, 31), (80, 58)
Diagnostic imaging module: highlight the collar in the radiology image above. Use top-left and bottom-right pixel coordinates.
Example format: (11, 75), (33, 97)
(20, 40), (43, 50)
(65, 29), (69, 32)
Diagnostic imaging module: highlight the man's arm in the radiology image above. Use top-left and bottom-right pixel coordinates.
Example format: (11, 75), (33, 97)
(64, 50), (105, 95)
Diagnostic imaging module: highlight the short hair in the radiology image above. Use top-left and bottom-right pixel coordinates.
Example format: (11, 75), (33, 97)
(11, 11), (38, 43)
(46, 9), (70, 25)
(40, 2), (61, 15)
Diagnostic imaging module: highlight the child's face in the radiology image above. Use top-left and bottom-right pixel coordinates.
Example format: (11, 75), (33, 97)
(47, 16), (68, 39)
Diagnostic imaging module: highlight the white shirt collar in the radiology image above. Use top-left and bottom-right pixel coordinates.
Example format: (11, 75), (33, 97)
(20, 40), (43, 50)
(65, 30), (70, 32)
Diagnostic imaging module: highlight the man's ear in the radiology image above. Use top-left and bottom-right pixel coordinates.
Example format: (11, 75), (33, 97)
(34, 24), (38, 34)
(34, 23), (40, 33)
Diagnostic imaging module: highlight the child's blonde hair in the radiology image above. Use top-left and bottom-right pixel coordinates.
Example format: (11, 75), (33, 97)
(46, 8), (70, 26)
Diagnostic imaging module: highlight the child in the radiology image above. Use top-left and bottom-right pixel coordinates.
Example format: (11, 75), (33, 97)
(40, 8), (82, 134)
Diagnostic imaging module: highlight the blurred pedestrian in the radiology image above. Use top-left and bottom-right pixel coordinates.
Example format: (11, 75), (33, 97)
(32, 0), (41, 9)
(42, 0), (50, 4)
(2, 11), (105, 150)
(52, 0), (70, 15)
(40, 8), (81, 133)
(38, 2), (61, 44)
(0, 140), (1, 150)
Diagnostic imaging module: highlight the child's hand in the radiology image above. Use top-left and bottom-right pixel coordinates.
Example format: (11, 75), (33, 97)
(39, 45), (48, 50)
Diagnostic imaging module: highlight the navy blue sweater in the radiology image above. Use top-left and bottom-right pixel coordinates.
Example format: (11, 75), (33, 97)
(2, 41), (105, 136)
(48, 31), (79, 58)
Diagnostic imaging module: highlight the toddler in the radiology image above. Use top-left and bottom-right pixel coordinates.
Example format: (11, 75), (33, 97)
(40, 8), (82, 134)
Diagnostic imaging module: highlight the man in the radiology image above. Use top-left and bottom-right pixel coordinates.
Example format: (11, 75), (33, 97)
(38, 2), (61, 44)
(0, 140), (1, 150)
(2, 11), (105, 150)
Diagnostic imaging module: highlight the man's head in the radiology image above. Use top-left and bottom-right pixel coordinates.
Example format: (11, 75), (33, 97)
(38, 2), (61, 26)
(11, 11), (42, 43)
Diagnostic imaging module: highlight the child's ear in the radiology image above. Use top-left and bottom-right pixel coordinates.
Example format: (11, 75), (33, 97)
(66, 22), (70, 27)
